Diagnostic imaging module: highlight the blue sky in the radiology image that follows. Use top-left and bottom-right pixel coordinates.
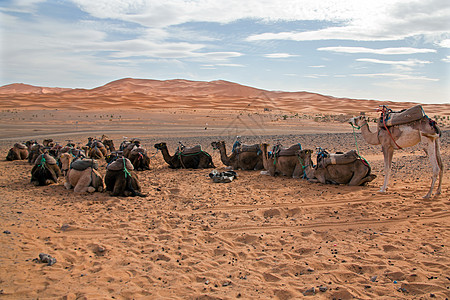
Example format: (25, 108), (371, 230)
(1, 0), (449, 104)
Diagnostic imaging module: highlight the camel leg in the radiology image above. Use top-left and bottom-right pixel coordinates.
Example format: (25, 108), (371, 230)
(435, 139), (443, 195)
(292, 164), (302, 179)
(74, 173), (92, 193)
(423, 139), (441, 198)
(380, 146), (394, 193)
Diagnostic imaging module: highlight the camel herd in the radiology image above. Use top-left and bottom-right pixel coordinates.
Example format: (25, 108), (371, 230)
(4, 105), (444, 198)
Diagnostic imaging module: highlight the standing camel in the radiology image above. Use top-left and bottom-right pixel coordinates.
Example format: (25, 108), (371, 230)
(349, 108), (443, 198)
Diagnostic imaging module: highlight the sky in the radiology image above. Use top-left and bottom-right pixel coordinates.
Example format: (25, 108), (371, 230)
(1, 0), (449, 104)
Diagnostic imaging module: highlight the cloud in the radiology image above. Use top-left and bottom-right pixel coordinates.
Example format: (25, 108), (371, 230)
(438, 39), (450, 48)
(264, 53), (299, 58)
(353, 73), (438, 81)
(318, 46), (436, 55)
(356, 58), (431, 66)
(443, 56), (450, 63)
(246, 0), (449, 43)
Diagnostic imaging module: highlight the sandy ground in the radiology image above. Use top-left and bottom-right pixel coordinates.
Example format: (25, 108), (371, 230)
(0, 105), (449, 299)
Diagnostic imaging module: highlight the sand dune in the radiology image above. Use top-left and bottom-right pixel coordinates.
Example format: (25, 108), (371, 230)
(1, 78), (448, 115)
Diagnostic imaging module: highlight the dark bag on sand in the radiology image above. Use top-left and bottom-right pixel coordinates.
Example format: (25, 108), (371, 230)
(70, 158), (98, 171)
(383, 105), (424, 127)
(107, 157), (134, 171)
(34, 153), (57, 165)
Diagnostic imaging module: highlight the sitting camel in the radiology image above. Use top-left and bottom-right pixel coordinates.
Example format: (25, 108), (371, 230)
(211, 140), (263, 170)
(105, 157), (146, 197)
(128, 148), (151, 171)
(6, 143), (28, 161)
(59, 153), (104, 193)
(349, 105), (443, 198)
(123, 140), (141, 158)
(88, 140), (107, 159)
(31, 153), (61, 186)
(260, 143), (304, 178)
(28, 143), (45, 164)
(297, 149), (376, 186)
(154, 142), (215, 169)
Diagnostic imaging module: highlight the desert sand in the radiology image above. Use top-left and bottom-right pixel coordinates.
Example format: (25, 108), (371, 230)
(0, 79), (449, 299)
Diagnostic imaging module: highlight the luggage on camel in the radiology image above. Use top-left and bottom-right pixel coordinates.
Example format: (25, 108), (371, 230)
(70, 158), (99, 171)
(34, 153), (57, 165)
(107, 157), (134, 171)
(317, 149), (360, 169)
(14, 143), (27, 149)
(178, 145), (202, 155)
(270, 143), (302, 158)
(381, 105), (424, 127)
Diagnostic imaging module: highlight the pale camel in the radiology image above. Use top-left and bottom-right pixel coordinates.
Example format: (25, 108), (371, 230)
(349, 112), (443, 198)
(211, 141), (263, 170)
(60, 153), (104, 193)
(297, 149), (376, 186)
(260, 143), (303, 178)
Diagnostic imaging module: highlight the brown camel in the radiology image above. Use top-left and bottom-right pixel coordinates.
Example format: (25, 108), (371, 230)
(30, 153), (61, 186)
(260, 143), (303, 178)
(105, 157), (146, 197)
(211, 141), (263, 170)
(60, 153), (104, 193)
(88, 140), (107, 159)
(349, 106), (443, 198)
(154, 142), (215, 169)
(6, 143), (28, 161)
(297, 149), (376, 186)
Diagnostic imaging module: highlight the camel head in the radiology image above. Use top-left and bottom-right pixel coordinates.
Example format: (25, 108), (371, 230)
(154, 142), (167, 150)
(296, 149), (314, 166)
(211, 141), (225, 150)
(59, 153), (72, 175)
(349, 114), (367, 128)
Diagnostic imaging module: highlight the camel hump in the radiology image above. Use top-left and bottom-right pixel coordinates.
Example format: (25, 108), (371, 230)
(14, 143), (27, 149)
(35, 153), (57, 165)
(278, 143), (302, 156)
(70, 158), (99, 171)
(107, 157), (134, 171)
(383, 105), (424, 127)
(181, 145), (202, 155)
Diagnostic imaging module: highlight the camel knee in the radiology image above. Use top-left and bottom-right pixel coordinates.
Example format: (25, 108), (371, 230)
(64, 182), (72, 190)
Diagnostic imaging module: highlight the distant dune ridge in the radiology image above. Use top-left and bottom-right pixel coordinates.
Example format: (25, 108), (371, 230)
(0, 78), (448, 114)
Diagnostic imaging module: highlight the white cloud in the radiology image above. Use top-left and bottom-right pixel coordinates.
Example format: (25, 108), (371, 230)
(353, 73), (438, 81)
(356, 58), (431, 66)
(318, 46), (436, 55)
(264, 53), (299, 58)
(309, 65), (325, 68)
(246, 0), (450, 43)
(438, 39), (450, 48)
(443, 56), (450, 63)
(216, 63), (245, 67)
